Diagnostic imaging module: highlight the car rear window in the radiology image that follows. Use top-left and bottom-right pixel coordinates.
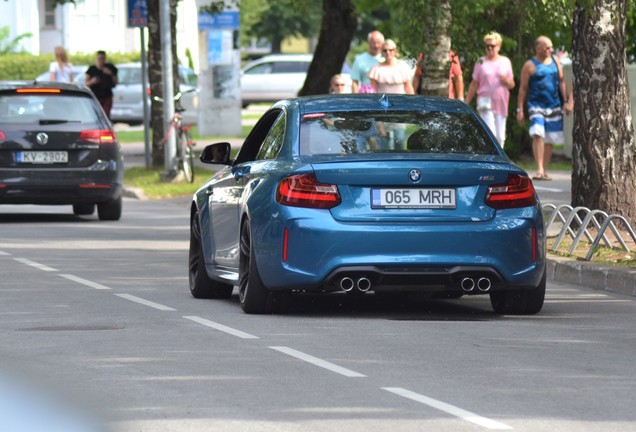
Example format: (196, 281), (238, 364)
(118, 67), (143, 85)
(0, 93), (101, 125)
(299, 110), (498, 156)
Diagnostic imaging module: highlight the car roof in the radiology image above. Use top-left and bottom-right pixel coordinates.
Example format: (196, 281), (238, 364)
(242, 54), (313, 70)
(275, 94), (472, 114)
(255, 54), (312, 62)
(116, 62), (194, 71)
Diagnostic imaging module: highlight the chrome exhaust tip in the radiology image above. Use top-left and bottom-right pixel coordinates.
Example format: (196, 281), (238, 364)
(477, 277), (492, 292)
(339, 277), (355, 292)
(356, 277), (371, 292)
(461, 277), (475, 292)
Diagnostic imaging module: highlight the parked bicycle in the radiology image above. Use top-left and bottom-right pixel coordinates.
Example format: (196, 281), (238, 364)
(154, 89), (197, 183)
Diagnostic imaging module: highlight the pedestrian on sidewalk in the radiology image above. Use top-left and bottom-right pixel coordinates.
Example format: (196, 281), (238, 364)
(517, 36), (573, 181)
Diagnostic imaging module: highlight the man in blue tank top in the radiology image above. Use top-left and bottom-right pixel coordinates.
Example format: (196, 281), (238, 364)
(516, 36), (573, 180)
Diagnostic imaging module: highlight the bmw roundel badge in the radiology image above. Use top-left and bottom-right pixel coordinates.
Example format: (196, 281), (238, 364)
(408, 169), (421, 182)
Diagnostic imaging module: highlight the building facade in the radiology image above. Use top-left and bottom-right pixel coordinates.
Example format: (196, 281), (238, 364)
(1, 0), (200, 70)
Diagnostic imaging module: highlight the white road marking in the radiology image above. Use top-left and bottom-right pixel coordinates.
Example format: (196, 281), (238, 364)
(183, 316), (259, 339)
(269, 346), (366, 378)
(59, 274), (112, 290)
(115, 294), (176, 311)
(0, 250), (11, 256)
(13, 257), (57, 272)
(383, 387), (513, 430)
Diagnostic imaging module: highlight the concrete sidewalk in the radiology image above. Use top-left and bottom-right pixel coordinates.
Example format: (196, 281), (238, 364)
(119, 142), (636, 299)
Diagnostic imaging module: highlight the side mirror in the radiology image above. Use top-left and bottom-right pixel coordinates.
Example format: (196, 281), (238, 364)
(200, 142), (232, 165)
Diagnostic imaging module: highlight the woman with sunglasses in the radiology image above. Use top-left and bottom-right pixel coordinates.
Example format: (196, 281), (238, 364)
(465, 32), (515, 148)
(368, 40), (414, 95)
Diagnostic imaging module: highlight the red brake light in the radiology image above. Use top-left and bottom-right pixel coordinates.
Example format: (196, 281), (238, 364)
(0, 131), (5, 140)
(16, 88), (61, 94)
(485, 174), (536, 209)
(79, 129), (116, 144)
(276, 174), (341, 209)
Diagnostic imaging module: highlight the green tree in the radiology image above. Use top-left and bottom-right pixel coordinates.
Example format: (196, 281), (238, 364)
(0, 26), (32, 54)
(242, 0), (322, 53)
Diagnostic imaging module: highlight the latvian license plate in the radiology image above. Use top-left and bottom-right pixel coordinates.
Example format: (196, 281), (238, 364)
(17, 151), (68, 164)
(371, 188), (456, 209)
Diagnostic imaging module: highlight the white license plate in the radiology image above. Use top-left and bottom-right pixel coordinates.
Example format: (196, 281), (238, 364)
(371, 188), (456, 209)
(17, 151), (69, 164)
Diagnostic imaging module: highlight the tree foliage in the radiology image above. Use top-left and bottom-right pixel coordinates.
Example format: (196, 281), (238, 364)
(240, 0), (321, 53)
(0, 26), (32, 54)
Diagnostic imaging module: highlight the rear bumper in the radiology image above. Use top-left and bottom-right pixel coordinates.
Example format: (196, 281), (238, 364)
(253, 207), (546, 293)
(0, 167), (122, 205)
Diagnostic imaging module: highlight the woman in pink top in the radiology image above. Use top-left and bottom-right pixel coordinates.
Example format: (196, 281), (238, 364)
(368, 40), (414, 95)
(465, 32), (515, 147)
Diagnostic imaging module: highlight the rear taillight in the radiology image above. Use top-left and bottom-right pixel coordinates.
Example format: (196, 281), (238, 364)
(276, 174), (341, 209)
(485, 174), (536, 209)
(79, 129), (116, 144)
(0, 131), (5, 140)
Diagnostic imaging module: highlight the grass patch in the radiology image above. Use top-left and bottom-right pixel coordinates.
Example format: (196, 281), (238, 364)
(116, 125), (251, 143)
(124, 166), (217, 199)
(512, 153), (572, 172)
(548, 235), (636, 267)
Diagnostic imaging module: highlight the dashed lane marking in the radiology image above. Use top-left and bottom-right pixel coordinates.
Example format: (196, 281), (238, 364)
(183, 315), (259, 339)
(59, 274), (112, 290)
(115, 294), (176, 311)
(383, 387), (513, 430)
(13, 257), (57, 272)
(269, 346), (366, 378)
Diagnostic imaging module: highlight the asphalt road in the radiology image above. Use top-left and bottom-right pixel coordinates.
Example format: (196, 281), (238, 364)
(1, 198), (636, 432)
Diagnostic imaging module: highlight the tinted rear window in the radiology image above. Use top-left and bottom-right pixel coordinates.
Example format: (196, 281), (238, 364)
(0, 93), (101, 124)
(299, 111), (497, 156)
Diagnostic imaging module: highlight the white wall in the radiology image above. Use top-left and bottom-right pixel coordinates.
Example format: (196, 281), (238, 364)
(0, 0), (40, 54)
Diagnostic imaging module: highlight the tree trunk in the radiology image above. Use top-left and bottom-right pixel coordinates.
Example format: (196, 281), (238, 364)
(416, 0), (451, 97)
(148, 0), (180, 167)
(298, 0), (356, 96)
(571, 0), (636, 225)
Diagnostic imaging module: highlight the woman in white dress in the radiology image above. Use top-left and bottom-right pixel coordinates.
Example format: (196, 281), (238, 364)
(368, 39), (414, 95)
(49, 46), (74, 83)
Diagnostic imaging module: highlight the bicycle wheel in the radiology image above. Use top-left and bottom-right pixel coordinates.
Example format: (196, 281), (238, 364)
(180, 129), (195, 183)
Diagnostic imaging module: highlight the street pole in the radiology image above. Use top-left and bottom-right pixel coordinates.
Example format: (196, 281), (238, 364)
(160, 0), (176, 180)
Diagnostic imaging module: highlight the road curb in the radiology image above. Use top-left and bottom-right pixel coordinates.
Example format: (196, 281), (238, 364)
(547, 255), (636, 297)
(122, 185), (147, 200)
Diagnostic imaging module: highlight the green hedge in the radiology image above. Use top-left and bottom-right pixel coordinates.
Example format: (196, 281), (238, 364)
(0, 52), (142, 81)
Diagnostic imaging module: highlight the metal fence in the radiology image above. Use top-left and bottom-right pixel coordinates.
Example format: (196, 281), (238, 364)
(543, 203), (636, 261)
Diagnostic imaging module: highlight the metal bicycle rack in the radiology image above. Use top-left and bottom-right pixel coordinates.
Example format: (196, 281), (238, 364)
(543, 203), (636, 261)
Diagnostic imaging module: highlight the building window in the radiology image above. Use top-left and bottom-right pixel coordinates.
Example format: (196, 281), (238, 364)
(42, 0), (56, 29)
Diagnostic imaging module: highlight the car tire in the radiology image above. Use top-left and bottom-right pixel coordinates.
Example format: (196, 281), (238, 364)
(188, 211), (233, 299)
(490, 269), (546, 315)
(97, 196), (122, 221)
(73, 203), (95, 215)
(238, 220), (277, 314)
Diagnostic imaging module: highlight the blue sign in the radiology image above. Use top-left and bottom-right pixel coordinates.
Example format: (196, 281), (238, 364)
(198, 11), (239, 30)
(127, 0), (148, 28)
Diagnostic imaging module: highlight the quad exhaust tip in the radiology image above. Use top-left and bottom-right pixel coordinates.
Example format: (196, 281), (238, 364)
(339, 276), (372, 293)
(461, 277), (492, 292)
